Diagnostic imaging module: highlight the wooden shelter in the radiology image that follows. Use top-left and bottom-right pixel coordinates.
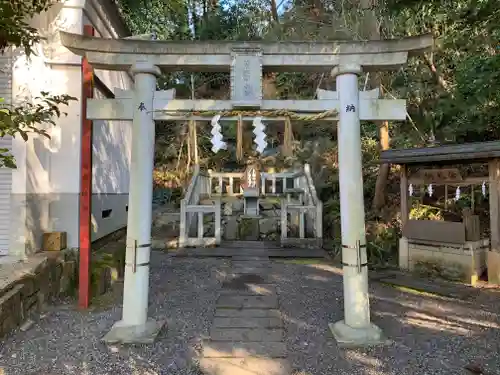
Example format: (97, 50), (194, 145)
(380, 141), (500, 285)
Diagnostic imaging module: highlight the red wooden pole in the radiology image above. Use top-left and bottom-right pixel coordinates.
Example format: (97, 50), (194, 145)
(78, 25), (95, 309)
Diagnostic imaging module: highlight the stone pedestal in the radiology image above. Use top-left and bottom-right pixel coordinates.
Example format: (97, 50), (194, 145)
(487, 251), (500, 284)
(243, 189), (260, 217)
(398, 237), (409, 270)
(239, 216), (261, 241)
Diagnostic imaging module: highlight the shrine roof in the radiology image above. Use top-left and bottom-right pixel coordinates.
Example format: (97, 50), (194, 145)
(380, 141), (500, 165)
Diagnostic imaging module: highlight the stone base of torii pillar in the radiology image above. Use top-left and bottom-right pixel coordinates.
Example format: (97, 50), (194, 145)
(326, 64), (387, 347)
(103, 319), (166, 345)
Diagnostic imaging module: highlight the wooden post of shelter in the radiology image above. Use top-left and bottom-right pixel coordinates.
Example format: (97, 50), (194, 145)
(400, 165), (409, 227)
(399, 164), (410, 269)
(488, 158), (500, 283)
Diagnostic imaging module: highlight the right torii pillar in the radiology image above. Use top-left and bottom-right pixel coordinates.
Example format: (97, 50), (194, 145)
(329, 63), (384, 346)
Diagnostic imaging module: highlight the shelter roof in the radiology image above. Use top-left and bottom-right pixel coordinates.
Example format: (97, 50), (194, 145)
(380, 141), (500, 165)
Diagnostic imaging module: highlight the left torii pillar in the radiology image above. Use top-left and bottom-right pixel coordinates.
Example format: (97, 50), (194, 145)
(103, 62), (165, 344)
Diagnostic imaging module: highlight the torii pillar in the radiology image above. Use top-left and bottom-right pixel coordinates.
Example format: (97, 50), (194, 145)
(328, 64), (383, 345)
(102, 62), (166, 344)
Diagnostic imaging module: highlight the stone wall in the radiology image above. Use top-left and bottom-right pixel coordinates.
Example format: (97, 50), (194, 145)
(218, 200), (281, 241)
(0, 252), (77, 337)
(0, 250), (116, 338)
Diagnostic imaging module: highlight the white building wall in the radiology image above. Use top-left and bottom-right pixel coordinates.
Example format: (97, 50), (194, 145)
(83, 1), (133, 241)
(0, 49), (13, 256)
(9, 0), (131, 257)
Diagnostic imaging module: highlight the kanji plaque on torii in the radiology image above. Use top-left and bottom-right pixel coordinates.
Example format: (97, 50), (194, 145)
(231, 48), (262, 108)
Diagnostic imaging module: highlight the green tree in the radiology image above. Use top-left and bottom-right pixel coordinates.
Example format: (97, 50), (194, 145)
(0, 0), (76, 167)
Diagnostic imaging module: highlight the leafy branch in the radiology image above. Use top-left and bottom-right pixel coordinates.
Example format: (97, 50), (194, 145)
(0, 92), (77, 167)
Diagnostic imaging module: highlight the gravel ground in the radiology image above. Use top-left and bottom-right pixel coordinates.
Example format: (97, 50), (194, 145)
(0, 253), (230, 375)
(270, 261), (500, 375)
(2, 255), (500, 375)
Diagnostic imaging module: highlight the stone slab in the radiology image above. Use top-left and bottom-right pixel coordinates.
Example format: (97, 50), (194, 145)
(200, 357), (291, 375)
(220, 284), (277, 296)
(213, 317), (283, 329)
(216, 295), (278, 309)
(215, 308), (282, 318)
(210, 328), (284, 341)
(202, 341), (287, 358)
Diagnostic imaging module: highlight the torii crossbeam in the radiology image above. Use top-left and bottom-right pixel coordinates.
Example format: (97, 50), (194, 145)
(60, 31), (432, 346)
(88, 87), (406, 122)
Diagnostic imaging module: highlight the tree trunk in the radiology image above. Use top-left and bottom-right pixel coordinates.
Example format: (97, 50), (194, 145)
(270, 0), (279, 22)
(359, 0), (391, 212)
(423, 52), (450, 91)
(373, 120), (390, 211)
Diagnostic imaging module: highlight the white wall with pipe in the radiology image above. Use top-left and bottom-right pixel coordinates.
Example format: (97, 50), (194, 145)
(9, 0), (132, 258)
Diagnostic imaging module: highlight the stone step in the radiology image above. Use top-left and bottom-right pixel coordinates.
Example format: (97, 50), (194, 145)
(221, 274), (267, 289)
(232, 256), (270, 261)
(231, 267), (270, 275)
(219, 284), (277, 296)
(223, 241), (281, 249)
(210, 328), (284, 341)
(216, 295), (278, 309)
(200, 357), (290, 375)
(215, 308), (282, 318)
(213, 317), (283, 329)
(232, 261), (270, 268)
(202, 341), (287, 358)
(173, 248), (326, 258)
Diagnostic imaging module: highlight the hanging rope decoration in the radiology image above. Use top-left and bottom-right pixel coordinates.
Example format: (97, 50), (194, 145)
(455, 186), (461, 201)
(427, 184), (433, 197)
(236, 114), (244, 162)
(408, 183), (414, 197)
(283, 117), (294, 157)
(156, 108), (338, 121)
(188, 120), (196, 160)
(210, 115), (226, 153)
(482, 181), (487, 197)
(252, 117), (268, 154)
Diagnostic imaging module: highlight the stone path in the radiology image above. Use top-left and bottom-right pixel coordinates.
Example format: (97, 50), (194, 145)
(200, 256), (291, 375)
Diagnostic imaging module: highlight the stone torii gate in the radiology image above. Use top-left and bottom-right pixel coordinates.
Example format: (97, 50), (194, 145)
(60, 32), (432, 345)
